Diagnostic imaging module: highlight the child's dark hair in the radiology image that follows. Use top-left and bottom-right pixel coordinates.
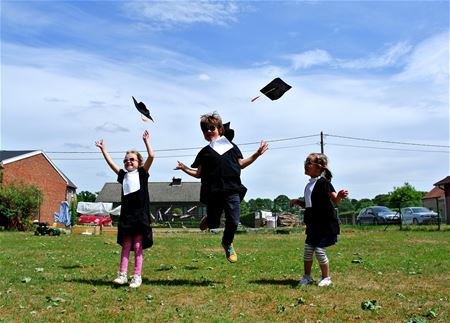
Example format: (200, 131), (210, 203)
(200, 112), (224, 135)
(308, 153), (333, 181)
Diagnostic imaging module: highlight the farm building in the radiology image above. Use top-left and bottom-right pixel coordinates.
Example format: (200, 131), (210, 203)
(423, 176), (450, 224)
(96, 178), (205, 222)
(0, 150), (77, 224)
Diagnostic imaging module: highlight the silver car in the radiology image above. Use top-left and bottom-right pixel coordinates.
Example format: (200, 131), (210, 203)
(400, 207), (439, 225)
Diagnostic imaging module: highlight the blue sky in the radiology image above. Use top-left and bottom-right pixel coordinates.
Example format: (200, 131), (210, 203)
(1, 0), (449, 200)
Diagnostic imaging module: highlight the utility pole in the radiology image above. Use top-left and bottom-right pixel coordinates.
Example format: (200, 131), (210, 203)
(320, 131), (324, 154)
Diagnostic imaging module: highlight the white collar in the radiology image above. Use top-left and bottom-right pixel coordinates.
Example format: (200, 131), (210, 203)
(209, 136), (233, 155)
(309, 176), (320, 183)
(123, 169), (140, 195)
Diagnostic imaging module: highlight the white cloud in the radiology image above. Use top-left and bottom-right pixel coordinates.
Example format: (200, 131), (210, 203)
(95, 123), (130, 134)
(124, 0), (240, 27)
(337, 42), (412, 69)
(289, 49), (332, 69)
(288, 42), (412, 70)
(198, 73), (211, 81)
(396, 31), (449, 84)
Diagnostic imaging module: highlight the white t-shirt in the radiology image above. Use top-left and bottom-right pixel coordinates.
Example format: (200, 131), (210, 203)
(304, 176), (320, 208)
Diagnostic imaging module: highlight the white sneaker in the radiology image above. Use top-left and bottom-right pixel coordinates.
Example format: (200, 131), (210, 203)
(113, 272), (128, 285)
(129, 275), (142, 288)
(299, 275), (314, 286)
(318, 277), (332, 287)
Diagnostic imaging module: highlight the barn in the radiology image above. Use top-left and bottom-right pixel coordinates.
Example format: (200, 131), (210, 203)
(96, 178), (205, 222)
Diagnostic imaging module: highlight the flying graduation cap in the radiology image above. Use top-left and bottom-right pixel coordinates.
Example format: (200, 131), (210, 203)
(132, 96), (154, 122)
(251, 77), (292, 102)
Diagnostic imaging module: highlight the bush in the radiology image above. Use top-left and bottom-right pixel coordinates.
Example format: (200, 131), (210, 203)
(240, 212), (255, 228)
(0, 183), (42, 230)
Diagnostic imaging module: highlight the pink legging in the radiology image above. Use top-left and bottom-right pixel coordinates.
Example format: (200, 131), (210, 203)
(119, 235), (143, 275)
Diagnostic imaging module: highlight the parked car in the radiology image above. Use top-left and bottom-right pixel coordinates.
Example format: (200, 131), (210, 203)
(78, 214), (112, 226)
(400, 207), (439, 225)
(356, 206), (400, 225)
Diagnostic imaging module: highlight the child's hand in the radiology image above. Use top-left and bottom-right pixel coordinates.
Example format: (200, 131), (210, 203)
(174, 161), (185, 171)
(256, 141), (269, 156)
(143, 130), (149, 142)
(337, 190), (349, 199)
(95, 139), (105, 150)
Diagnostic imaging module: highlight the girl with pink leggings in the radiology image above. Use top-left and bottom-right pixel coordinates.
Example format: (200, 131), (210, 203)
(120, 235), (143, 277)
(96, 130), (154, 288)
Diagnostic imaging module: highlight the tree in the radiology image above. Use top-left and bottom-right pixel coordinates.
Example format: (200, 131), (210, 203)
(355, 198), (374, 211)
(247, 198), (273, 214)
(77, 191), (97, 202)
(0, 183), (42, 230)
(336, 198), (355, 213)
(373, 194), (391, 207)
(389, 183), (425, 210)
(273, 195), (290, 213)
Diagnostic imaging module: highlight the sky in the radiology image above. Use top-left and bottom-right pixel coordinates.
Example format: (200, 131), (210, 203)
(1, 0), (449, 201)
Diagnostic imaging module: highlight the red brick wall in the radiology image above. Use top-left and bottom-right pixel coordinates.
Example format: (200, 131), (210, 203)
(2, 154), (67, 224)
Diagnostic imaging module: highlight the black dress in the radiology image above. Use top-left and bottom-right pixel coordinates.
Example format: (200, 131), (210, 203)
(117, 167), (153, 249)
(191, 143), (247, 204)
(303, 177), (339, 248)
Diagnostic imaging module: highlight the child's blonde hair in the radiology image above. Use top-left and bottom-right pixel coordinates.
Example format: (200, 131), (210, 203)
(126, 150), (144, 167)
(307, 152), (333, 181)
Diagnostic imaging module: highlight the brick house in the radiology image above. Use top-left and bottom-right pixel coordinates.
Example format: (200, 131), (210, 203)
(423, 176), (450, 224)
(0, 150), (77, 224)
(96, 179), (205, 222)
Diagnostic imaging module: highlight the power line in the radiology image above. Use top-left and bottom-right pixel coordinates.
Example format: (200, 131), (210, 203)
(326, 143), (450, 153)
(324, 134), (450, 148)
(45, 132), (449, 160)
(46, 134), (319, 154)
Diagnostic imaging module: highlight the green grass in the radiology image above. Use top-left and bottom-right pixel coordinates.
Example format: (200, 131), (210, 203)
(0, 228), (449, 322)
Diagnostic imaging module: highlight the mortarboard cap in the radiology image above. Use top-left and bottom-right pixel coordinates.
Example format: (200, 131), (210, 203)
(223, 122), (235, 141)
(132, 96), (154, 122)
(251, 77), (292, 102)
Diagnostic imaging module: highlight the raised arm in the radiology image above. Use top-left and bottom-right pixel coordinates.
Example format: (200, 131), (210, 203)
(95, 139), (120, 175)
(238, 140), (268, 169)
(142, 130), (155, 172)
(329, 189), (349, 205)
(174, 161), (201, 178)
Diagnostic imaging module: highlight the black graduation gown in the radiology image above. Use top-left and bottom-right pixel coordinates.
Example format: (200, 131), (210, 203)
(117, 167), (153, 249)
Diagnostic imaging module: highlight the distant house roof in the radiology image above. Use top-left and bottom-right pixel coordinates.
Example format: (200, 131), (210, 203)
(423, 186), (444, 200)
(0, 150), (77, 189)
(434, 176), (450, 187)
(96, 182), (201, 203)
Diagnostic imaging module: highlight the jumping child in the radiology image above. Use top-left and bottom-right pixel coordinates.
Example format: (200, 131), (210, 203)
(95, 130), (154, 288)
(175, 112), (268, 263)
(290, 153), (348, 287)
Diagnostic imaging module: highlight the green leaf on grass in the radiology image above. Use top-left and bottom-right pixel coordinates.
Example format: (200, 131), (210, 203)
(361, 300), (381, 311)
(406, 316), (428, 323)
(425, 309), (437, 318)
(297, 297), (306, 305)
(277, 305), (286, 313)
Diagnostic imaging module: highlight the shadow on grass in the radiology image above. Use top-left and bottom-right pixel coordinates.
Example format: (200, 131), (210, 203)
(249, 278), (299, 287)
(60, 265), (83, 270)
(66, 278), (222, 287)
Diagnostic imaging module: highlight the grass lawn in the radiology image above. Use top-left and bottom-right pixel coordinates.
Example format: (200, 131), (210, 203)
(0, 228), (449, 322)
